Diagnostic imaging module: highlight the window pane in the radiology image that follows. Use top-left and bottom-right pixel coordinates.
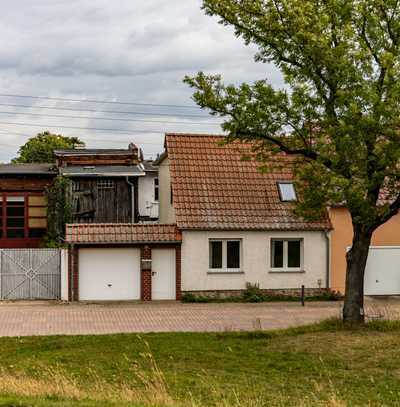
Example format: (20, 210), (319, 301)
(7, 196), (24, 202)
(29, 229), (46, 238)
(210, 241), (223, 269)
(7, 229), (24, 238)
(154, 178), (159, 201)
(272, 240), (284, 268)
(7, 218), (24, 228)
(278, 183), (297, 201)
(288, 240), (301, 268)
(227, 241), (240, 268)
(7, 206), (24, 217)
(97, 180), (114, 190)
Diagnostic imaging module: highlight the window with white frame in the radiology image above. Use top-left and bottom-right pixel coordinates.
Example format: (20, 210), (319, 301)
(209, 239), (241, 271)
(271, 239), (303, 270)
(277, 182), (297, 201)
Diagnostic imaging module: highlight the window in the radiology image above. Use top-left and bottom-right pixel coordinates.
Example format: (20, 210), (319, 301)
(154, 178), (159, 201)
(28, 195), (47, 237)
(6, 196), (25, 239)
(271, 239), (302, 270)
(277, 182), (297, 201)
(209, 239), (241, 271)
(0, 194), (47, 240)
(97, 179), (114, 190)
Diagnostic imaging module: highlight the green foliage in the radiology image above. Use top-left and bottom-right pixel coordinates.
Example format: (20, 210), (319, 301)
(45, 176), (72, 247)
(181, 284), (341, 303)
(185, 0), (400, 232)
(12, 131), (84, 163)
(242, 282), (266, 302)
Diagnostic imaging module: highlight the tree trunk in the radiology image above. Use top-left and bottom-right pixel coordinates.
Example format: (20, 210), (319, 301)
(343, 226), (373, 324)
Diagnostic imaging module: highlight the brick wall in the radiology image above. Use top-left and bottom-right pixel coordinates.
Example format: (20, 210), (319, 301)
(70, 247), (79, 301)
(141, 245), (152, 301)
(183, 288), (331, 299)
(175, 245), (182, 300)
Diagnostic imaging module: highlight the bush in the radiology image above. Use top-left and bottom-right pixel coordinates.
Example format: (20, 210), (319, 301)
(181, 285), (342, 303)
(242, 283), (266, 302)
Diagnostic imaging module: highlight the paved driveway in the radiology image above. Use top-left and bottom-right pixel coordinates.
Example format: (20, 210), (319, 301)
(0, 298), (397, 337)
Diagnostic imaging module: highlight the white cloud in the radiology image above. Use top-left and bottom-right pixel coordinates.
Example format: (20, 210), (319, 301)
(0, 0), (283, 162)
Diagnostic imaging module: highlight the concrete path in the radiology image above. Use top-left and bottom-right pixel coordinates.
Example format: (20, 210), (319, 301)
(0, 297), (396, 337)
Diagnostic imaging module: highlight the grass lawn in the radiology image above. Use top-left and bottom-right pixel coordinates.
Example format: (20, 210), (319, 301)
(0, 319), (400, 406)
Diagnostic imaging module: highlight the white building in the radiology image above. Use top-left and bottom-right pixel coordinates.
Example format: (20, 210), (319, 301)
(158, 133), (330, 297)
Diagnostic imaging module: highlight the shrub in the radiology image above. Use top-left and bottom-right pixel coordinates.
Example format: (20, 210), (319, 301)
(181, 285), (342, 303)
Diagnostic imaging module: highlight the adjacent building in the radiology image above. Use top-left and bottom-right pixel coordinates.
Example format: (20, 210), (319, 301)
(0, 163), (57, 248)
(0, 143), (159, 248)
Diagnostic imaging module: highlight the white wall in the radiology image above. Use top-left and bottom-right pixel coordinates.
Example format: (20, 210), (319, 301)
(158, 157), (176, 223)
(138, 173), (159, 219)
(181, 230), (327, 291)
(60, 249), (69, 301)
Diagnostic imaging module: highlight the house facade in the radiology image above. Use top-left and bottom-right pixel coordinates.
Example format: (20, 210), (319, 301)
(158, 133), (331, 297)
(56, 144), (147, 224)
(138, 160), (159, 222)
(329, 207), (400, 295)
(0, 143), (159, 249)
(0, 164), (57, 248)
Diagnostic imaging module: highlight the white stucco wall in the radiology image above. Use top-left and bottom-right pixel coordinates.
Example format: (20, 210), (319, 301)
(138, 173), (159, 219)
(158, 157), (176, 223)
(181, 230), (328, 291)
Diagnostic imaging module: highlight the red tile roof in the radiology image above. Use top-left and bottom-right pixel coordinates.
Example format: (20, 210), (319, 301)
(66, 224), (181, 244)
(166, 133), (331, 231)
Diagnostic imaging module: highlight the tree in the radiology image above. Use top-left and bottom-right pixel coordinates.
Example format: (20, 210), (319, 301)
(185, 0), (400, 323)
(12, 131), (84, 163)
(45, 176), (73, 247)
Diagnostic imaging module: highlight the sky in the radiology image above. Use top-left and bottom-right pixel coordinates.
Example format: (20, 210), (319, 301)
(0, 0), (283, 162)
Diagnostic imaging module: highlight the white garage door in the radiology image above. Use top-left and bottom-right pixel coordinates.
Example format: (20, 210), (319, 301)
(79, 248), (140, 301)
(365, 247), (400, 295)
(152, 249), (176, 300)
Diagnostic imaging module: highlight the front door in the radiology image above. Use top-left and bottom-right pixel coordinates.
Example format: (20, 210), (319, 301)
(152, 249), (176, 300)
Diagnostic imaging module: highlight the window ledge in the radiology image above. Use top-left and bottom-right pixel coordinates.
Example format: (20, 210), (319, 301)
(269, 269), (305, 274)
(207, 270), (244, 275)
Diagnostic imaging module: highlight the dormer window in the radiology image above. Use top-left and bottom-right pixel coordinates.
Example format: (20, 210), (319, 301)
(277, 182), (297, 202)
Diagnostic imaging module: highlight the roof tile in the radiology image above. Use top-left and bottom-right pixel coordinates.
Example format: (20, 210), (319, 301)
(166, 133), (330, 231)
(65, 223), (181, 244)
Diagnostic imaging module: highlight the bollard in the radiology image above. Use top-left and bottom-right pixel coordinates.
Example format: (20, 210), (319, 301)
(301, 285), (305, 306)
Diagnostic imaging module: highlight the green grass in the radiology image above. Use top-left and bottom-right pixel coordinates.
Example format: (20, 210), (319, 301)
(0, 319), (399, 406)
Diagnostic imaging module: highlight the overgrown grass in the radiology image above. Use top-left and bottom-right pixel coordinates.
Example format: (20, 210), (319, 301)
(0, 319), (399, 406)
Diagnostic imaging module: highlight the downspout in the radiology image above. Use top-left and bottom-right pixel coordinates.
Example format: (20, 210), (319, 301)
(70, 243), (74, 301)
(126, 176), (135, 223)
(325, 231), (331, 289)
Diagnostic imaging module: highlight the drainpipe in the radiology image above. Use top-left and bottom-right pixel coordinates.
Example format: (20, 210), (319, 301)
(70, 244), (74, 302)
(126, 176), (135, 223)
(325, 231), (331, 289)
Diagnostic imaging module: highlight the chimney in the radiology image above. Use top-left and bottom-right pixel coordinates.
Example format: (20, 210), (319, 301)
(128, 142), (141, 164)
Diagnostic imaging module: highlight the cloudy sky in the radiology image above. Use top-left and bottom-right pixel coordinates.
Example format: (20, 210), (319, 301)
(0, 0), (283, 162)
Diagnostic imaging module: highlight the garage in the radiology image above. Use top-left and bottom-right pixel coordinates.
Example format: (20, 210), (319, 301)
(364, 247), (400, 295)
(79, 248), (141, 301)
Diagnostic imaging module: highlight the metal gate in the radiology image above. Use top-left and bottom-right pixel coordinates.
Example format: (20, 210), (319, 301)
(0, 249), (61, 300)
